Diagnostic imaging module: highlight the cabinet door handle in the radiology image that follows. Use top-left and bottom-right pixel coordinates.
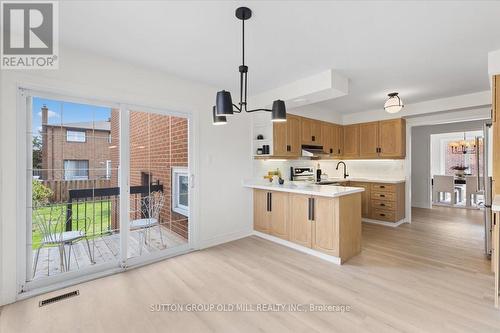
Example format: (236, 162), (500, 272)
(266, 192), (270, 212)
(330, 148), (333, 154)
(307, 198), (310, 220)
(338, 149), (341, 154)
(287, 145), (291, 152)
(380, 213), (386, 217)
(380, 185), (385, 189)
(380, 203), (385, 206)
(380, 194), (385, 197)
(269, 192), (272, 212)
(312, 135), (315, 142)
(311, 198), (315, 221)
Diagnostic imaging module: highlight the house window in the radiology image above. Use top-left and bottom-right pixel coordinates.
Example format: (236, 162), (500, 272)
(172, 167), (189, 217)
(66, 130), (86, 142)
(64, 160), (89, 180)
(106, 160), (112, 179)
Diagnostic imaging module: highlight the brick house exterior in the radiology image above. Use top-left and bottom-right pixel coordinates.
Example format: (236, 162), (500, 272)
(40, 106), (111, 181)
(110, 109), (189, 239)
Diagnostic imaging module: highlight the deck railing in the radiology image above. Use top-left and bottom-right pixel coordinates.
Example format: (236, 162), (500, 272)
(66, 182), (163, 232)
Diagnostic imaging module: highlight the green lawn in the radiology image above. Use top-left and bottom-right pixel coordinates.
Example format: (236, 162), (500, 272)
(32, 200), (113, 249)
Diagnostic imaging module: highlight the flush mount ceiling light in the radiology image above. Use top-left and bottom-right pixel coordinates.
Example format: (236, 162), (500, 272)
(212, 7), (287, 125)
(384, 92), (404, 114)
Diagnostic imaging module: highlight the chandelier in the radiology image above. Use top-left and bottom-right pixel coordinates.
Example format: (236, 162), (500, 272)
(448, 133), (476, 154)
(212, 7), (287, 125)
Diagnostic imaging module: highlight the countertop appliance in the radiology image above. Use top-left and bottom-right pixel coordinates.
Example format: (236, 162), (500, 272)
(290, 167), (315, 182)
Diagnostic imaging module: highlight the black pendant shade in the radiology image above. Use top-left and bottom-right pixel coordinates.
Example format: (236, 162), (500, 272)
(212, 7), (286, 125)
(216, 90), (234, 116)
(212, 106), (227, 125)
(271, 100), (286, 122)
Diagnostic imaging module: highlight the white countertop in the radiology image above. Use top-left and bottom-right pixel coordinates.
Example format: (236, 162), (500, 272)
(492, 195), (500, 212)
(324, 177), (405, 184)
(243, 179), (365, 198)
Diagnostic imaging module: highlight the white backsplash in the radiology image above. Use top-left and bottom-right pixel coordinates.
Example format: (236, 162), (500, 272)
(253, 159), (406, 181)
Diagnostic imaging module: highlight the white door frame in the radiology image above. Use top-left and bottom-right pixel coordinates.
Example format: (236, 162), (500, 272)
(16, 85), (199, 299)
(405, 108), (491, 213)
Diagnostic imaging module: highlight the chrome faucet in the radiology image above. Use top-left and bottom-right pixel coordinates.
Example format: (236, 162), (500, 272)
(336, 161), (349, 179)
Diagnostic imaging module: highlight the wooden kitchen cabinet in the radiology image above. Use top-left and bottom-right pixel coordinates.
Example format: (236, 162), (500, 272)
(273, 114), (301, 156)
(253, 189), (270, 232)
(301, 117), (322, 145)
(343, 124), (360, 158)
(359, 122), (380, 158)
(349, 182), (371, 218)
(289, 193), (312, 247)
(253, 189), (289, 239)
(378, 118), (406, 158)
(369, 182), (405, 222)
(332, 125), (343, 157)
(321, 122), (334, 155)
(269, 191), (289, 240)
(312, 196), (338, 256)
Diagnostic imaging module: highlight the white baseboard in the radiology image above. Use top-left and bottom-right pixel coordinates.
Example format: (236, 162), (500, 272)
(362, 218), (407, 228)
(198, 228), (253, 249)
(253, 231), (342, 265)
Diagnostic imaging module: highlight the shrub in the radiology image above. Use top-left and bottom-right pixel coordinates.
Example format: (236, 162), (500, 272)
(32, 180), (53, 206)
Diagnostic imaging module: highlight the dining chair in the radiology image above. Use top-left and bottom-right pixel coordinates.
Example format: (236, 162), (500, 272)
(465, 176), (484, 207)
(433, 175), (460, 205)
(32, 205), (94, 278)
(130, 191), (165, 255)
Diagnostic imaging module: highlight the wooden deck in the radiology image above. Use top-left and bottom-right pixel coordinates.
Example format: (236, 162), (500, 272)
(32, 226), (188, 280)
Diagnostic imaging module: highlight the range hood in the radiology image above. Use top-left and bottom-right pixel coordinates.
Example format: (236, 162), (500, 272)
(301, 145), (329, 158)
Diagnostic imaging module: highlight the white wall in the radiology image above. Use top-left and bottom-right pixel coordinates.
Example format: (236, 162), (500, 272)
(489, 49), (500, 78)
(411, 120), (487, 208)
(0, 47), (253, 305)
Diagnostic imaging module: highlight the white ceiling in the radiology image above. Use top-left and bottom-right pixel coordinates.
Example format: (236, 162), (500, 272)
(60, 1), (500, 114)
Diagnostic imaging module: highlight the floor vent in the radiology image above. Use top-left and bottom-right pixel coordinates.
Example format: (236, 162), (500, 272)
(39, 290), (79, 307)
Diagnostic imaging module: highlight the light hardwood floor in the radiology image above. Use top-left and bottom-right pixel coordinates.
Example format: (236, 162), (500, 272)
(1, 207), (499, 332)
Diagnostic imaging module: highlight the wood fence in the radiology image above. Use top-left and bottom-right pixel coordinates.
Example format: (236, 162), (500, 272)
(41, 179), (112, 202)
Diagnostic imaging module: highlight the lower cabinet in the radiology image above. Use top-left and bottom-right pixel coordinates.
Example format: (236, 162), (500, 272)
(254, 189), (362, 263)
(349, 182), (371, 218)
(289, 193), (312, 247)
(253, 189), (289, 239)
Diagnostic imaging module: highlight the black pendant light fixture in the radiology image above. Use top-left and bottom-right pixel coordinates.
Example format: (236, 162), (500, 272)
(212, 7), (287, 124)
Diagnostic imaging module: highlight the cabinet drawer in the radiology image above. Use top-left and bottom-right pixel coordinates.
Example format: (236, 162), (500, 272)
(371, 191), (396, 201)
(371, 200), (396, 210)
(371, 183), (395, 192)
(371, 209), (396, 222)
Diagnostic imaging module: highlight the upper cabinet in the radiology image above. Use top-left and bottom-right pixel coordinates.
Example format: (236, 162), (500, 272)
(254, 112), (405, 160)
(359, 122), (379, 158)
(273, 114), (302, 157)
(343, 124), (360, 158)
(301, 117), (322, 145)
(378, 118), (406, 158)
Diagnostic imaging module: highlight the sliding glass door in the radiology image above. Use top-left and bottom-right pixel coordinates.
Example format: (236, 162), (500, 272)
(23, 91), (192, 291)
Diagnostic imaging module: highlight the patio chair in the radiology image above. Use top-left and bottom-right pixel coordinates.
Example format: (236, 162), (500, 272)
(130, 191), (165, 255)
(32, 205), (95, 278)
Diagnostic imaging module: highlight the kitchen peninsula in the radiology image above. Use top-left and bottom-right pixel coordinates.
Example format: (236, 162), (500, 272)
(244, 180), (364, 264)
